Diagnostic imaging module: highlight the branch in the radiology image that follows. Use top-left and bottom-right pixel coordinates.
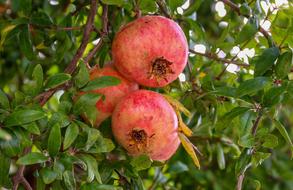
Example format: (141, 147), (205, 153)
(83, 4), (109, 65)
(12, 147), (32, 190)
(189, 49), (249, 67)
(64, 0), (98, 74)
(220, 0), (273, 44)
(36, 0), (98, 105)
(156, 0), (171, 18)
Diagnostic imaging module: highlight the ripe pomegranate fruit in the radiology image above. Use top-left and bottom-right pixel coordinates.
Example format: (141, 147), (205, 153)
(81, 64), (138, 126)
(112, 15), (188, 87)
(111, 90), (180, 161)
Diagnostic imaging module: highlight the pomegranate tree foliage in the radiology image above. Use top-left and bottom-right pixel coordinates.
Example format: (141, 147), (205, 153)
(0, 0), (293, 189)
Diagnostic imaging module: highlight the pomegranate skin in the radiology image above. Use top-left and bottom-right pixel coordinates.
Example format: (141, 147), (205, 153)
(112, 15), (188, 87)
(83, 64), (138, 127)
(111, 90), (180, 161)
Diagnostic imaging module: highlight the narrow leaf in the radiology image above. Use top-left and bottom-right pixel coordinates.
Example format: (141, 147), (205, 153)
(18, 24), (34, 60)
(17, 152), (48, 165)
(75, 62), (90, 88)
(63, 123), (79, 150)
(254, 47), (280, 76)
(32, 64), (44, 93)
(179, 133), (200, 169)
(79, 154), (102, 183)
(274, 119), (293, 158)
(45, 73), (71, 89)
(163, 94), (191, 117)
(236, 77), (271, 97)
(130, 155), (152, 171)
(48, 123), (61, 157)
(0, 89), (10, 109)
(81, 76), (120, 91)
(5, 109), (46, 127)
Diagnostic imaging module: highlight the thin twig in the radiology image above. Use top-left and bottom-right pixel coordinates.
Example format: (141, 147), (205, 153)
(189, 49), (249, 67)
(251, 113), (262, 136)
(12, 147), (32, 190)
(64, 0), (98, 74)
(216, 39), (251, 80)
(83, 4), (109, 65)
(156, 0), (171, 18)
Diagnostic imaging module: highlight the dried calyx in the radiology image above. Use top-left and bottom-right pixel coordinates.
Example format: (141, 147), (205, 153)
(148, 57), (174, 82)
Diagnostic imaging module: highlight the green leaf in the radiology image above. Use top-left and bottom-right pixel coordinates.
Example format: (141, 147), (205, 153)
(254, 47), (280, 77)
(216, 143), (225, 170)
(81, 183), (117, 190)
(21, 122), (40, 135)
(222, 107), (250, 121)
(236, 18), (258, 44)
(91, 138), (115, 153)
(32, 64), (44, 93)
(79, 154), (102, 183)
(0, 89), (10, 109)
(5, 109), (46, 127)
(167, 161), (188, 174)
(46, 73), (71, 89)
(0, 153), (11, 188)
(139, 0), (157, 13)
(275, 50), (293, 79)
(263, 86), (285, 107)
(214, 86), (237, 97)
(262, 134), (278, 148)
(168, 0), (184, 12)
(48, 123), (61, 157)
(18, 24), (34, 60)
(100, 0), (125, 6)
(40, 168), (57, 184)
(274, 119), (293, 158)
(240, 3), (252, 16)
(236, 77), (271, 97)
(30, 12), (53, 26)
(75, 62), (90, 88)
(85, 128), (102, 151)
(81, 76), (120, 91)
(130, 155), (152, 171)
(63, 170), (76, 190)
(273, 9), (291, 29)
(11, 0), (32, 15)
(183, 0), (203, 16)
(17, 152), (48, 165)
(63, 123), (79, 150)
(251, 152), (271, 167)
(73, 93), (101, 116)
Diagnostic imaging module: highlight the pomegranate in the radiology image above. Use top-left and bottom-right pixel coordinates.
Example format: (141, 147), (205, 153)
(82, 64), (138, 126)
(112, 15), (188, 87)
(111, 90), (180, 161)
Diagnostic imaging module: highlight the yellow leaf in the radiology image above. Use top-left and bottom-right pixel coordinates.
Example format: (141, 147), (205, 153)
(35, 42), (46, 50)
(179, 133), (200, 169)
(176, 110), (193, 137)
(0, 24), (16, 49)
(163, 94), (191, 117)
(180, 121), (193, 137)
(199, 72), (206, 78)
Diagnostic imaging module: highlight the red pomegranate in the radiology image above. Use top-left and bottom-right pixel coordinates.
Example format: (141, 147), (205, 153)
(82, 64), (138, 126)
(112, 15), (188, 87)
(111, 90), (180, 161)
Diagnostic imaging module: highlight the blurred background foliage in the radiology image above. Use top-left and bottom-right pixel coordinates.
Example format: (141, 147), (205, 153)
(0, 0), (293, 189)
